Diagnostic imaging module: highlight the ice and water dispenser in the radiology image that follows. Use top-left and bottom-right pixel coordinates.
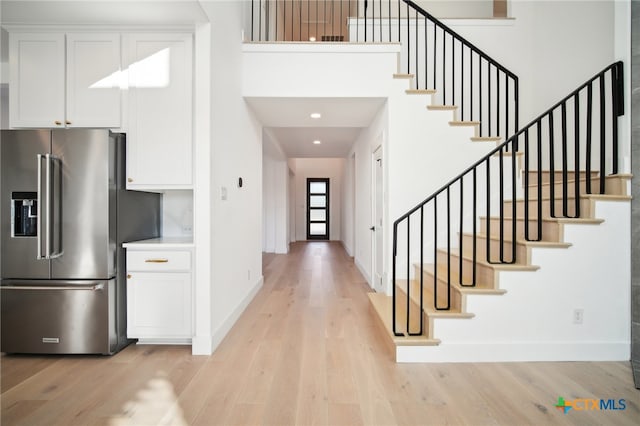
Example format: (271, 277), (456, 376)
(11, 192), (37, 237)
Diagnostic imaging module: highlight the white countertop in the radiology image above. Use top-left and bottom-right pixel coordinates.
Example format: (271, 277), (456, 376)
(123, 236), (194, 249)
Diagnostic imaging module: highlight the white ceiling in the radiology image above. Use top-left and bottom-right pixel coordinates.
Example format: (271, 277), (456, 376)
(247, 97), (386, 158)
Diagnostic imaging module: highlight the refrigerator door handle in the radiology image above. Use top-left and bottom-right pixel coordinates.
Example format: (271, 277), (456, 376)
(49, 154), (62, 258)
(36, 154), (62, 260)
(36, 154), (47, 259)
(1, 283), (105, 291)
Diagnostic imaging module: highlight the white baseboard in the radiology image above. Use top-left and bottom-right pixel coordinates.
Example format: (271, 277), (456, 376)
(191, 335), (213, 355)
(396, 341), (631, 363)
(340, 240), (354, 257)
(210, 275), (264, 353)
(136, 338), (191, 346)
(355, 257), (373, 289)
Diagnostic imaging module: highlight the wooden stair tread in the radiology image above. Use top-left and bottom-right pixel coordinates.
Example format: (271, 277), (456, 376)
(508, 193), (631, 202)
(460, 232), (572, 249)
(471, 136), (502, 142)
(484, 215), (604, 225)
(368, 293), (440, 346)
(449, 120), (480, 126)
(428, 105), (457, 111)
(396, 280), (474, 318)
(406, 89), (437, 95)
(393, 73), (414, 79)
(438, 248), (540, 271)
(418, 263), (504, 293)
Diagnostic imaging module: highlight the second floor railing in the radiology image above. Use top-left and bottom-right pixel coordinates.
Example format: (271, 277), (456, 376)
(249, 0), (519, 139)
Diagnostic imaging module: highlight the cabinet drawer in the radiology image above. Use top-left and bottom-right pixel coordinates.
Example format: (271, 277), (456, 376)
(127, 250), (191, 272)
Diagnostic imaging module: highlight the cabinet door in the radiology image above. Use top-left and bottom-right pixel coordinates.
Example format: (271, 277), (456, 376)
(124, 33), (193, 189)
(126, 272), (192, 338)
(9, 33), (65, 128)
(66, 33), (121, 128)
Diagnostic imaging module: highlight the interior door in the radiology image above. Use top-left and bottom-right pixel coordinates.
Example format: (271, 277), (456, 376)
(307, 178), (329, 240)
(373, 146), (384, 292)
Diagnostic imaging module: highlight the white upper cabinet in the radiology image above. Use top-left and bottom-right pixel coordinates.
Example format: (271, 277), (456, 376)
(9, 32), (121, 128)
(124, 33), (193, 189)
(9, 33), (65, 127)
(66, 33), (121, 128)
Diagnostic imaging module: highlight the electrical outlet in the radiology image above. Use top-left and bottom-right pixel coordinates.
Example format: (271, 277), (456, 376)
(573, 309), (584, 325)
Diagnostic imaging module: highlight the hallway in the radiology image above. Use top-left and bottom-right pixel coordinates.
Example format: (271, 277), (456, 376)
(1, 241), (639, 425)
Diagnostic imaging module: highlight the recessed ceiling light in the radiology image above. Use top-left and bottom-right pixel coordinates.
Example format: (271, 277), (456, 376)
(310, 112), (322, 119)
(313, 140), (321, 145)
(309, 36), (316, 42)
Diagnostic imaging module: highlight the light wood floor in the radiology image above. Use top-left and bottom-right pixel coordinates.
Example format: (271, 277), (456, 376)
(2, 241), (638, 425)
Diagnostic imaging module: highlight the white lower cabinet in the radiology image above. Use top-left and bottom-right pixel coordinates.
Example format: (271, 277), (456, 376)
(126, 248), (192, 342)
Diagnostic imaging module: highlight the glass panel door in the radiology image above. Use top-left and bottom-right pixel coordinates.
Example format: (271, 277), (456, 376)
(307, 178), (329, 240)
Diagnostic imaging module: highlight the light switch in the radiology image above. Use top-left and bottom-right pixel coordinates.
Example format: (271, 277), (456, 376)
(221, 186), (228, 201)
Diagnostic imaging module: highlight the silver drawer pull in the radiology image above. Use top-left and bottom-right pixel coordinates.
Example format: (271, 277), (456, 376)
(145, 259), (169, 263)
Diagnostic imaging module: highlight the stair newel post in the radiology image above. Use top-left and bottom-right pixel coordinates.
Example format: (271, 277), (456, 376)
(561, 101), (568, 217)
(611, 64), (621, 175)
(599, 74), (606, 194)
(574, 92), (581, 218)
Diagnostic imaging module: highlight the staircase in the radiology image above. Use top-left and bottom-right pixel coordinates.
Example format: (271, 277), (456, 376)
(369, 61), (630, 362)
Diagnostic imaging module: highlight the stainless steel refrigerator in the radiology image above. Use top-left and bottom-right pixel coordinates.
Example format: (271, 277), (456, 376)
(0, 129), (160, 354)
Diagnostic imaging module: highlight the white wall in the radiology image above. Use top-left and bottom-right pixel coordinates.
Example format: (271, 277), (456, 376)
(344, 104), (389, 287)
(290, 158), (345, 242)
(200, 0), (264, 353)
(263, 129), (289, 254)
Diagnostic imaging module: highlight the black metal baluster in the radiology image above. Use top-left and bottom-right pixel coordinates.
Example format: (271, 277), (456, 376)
(524, 129), (531, 240)
(599, 75), (606, 194)
(452, 38), (455, 106)
(442, 29), (446, 104)
(549, 111), (556, 217)
(485, 156), (491, 263)
(612, 66), (620, 174)
(506, 75), (510, 141)
(415, 8), (419, 89)
(536, 121), (543, 239)
(251, 0), (255, 40)
(406, 216), (410, 334)
(586, 82), (593, 194)
(379, 0), (382, 41)
(424, 15), (428, 90)
(470, 50), (474, 124)
(488, 63), (492, 136)
(433, 21), (437, 90)
(472, 167), (477, 286)
(461, 42), (464, 119)
(561, 102), (568, 217)
(498, 146), (504, 262)
(446, 186), (451, 310)
(392, 222), (399, 335)
(419, 205), (424, 335)
(459, 175), (464, 285)
(510, 136), (517, 262)
(574, 92), (581, 218)
(389, 0), (392, 42)
(497, 67), (500, 139)
(406, 2), (410, 74)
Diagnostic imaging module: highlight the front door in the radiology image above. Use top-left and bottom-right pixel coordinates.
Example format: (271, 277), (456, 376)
(307, 178), (329, 240)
